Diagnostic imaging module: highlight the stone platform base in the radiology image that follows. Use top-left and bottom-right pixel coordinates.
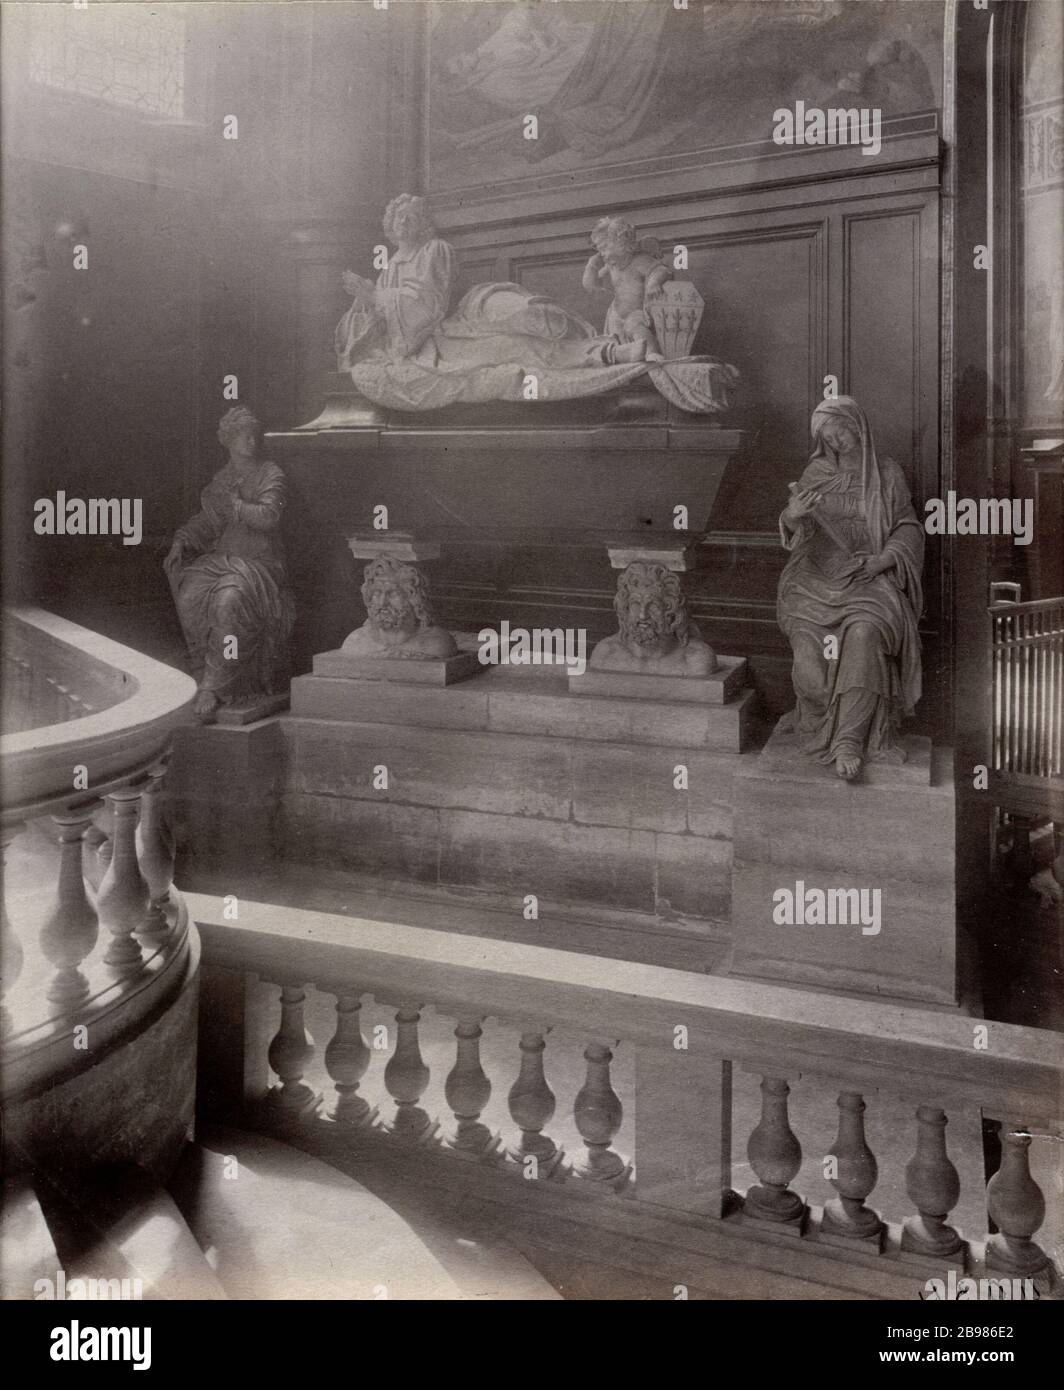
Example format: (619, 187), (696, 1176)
(291, 663), (756, 752)
(757, 719), (932, 786)
(569, 655), (746, 706)
(730, 720), (957, 1006)
(215, 692), (289, 726)
(314, 648), (481, 686)
(173, 663), (758, 961)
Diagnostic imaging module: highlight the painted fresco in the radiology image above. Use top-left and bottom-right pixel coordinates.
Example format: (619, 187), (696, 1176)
(425, 0), (943, 194)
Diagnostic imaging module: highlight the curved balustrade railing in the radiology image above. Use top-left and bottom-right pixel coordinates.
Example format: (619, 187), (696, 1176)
(193, 897), (1064, 1298)
(1, 608), (197, 1100)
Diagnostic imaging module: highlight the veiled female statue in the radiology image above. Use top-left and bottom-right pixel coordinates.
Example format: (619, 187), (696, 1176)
(777, 396), (924, 781)
(164, 407), (295, 723)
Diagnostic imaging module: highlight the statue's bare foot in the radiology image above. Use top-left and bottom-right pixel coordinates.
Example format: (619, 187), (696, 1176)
(835, 753), (862, 781)
(613, 340), (647, 364)
(193, 689), (221, 724)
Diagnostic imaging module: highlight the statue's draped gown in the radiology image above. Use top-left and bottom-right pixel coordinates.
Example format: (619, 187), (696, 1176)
(777, 397), (924, 765)
(174, 462), (295, 703)
(336, 238), (615, 374)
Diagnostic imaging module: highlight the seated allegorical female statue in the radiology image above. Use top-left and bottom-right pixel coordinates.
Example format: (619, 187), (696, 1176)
(777, 396), (924, 782)
(164, 407), (295, 723)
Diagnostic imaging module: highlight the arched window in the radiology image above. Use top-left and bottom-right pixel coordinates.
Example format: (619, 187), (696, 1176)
(27, 2), (186, 119)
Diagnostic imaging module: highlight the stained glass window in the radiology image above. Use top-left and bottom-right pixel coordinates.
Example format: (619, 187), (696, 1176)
(28, 3), (186, 119)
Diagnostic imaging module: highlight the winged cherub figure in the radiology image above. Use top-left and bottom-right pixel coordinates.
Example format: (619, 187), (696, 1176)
(582, 216), (672, 362)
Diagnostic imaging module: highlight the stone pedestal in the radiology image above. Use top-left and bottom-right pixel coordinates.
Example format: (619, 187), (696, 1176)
(313, 649), (480, 687)
(335, 532), (478, 680)
(580, 535), (723, 689)
(569, 656), (746, 705)
(215, 692), (290, 726)
(730, 720), (958, 1006)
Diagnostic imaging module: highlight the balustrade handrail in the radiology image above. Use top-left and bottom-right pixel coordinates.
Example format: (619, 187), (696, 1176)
(1, 609), (197, 1097)
(191, 895), (1064, 1128)
(1, 607), (196, 822)
(988, 595), (1064, 615)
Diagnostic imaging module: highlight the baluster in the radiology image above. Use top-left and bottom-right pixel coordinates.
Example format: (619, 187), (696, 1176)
(0, 823), (25, 1036)
(1034, 611), (1043, 774)
(745, 1076), (807, 1230)
(1025, 611), (1035, 773)
(444, 1017), (498, 1156)
(573, 1041), (629, 1187)
(97, 788), (148, 973)
(901, 1105), (964, 1259)
(383, 1006), (436, 1142)
(822, 1091), (882, 1246)
(508, 1031), (561, 1175)
(38, 810), (99, 1008)
(82, 818), (109, 892)
(324, 992), (375, 1126)
(266, 984), (321, 1119)
(135, 767), (174, 934)
(986, 1126), (1050, 1276)
(1003, 613), (1013, 770)
(991, 612), (1002, 770)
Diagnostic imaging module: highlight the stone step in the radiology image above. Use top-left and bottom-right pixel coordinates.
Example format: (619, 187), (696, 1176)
(14, 1166), (228, 1301)
(182, 864), (728, 972)
(284, 717), (737, 836)
(171, 674), (750, 938)
(169, 1125), (561, 1300)
(568, 654), (747, 705)
(0, 1178), (62, 1300)
(282, 791), (732, 933)
(290, 662), (756, 752)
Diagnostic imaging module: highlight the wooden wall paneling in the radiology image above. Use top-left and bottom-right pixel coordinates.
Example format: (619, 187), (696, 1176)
(431, 121), (943, 233)
(434, 161), (944, 729)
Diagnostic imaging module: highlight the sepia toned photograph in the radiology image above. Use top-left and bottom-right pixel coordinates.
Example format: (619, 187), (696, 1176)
(1, 0), (1062, 1342)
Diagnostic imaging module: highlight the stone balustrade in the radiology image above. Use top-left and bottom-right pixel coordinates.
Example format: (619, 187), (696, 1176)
(1, 764), (192, 1097)
(192, 895), (1064, 1299)
(1, 608), (196, 1105)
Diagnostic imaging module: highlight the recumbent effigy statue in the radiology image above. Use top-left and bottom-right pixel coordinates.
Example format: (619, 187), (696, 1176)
(777, 396), (924, 782)
(335, 193), (737, 414)
(165, 407), (295, 724)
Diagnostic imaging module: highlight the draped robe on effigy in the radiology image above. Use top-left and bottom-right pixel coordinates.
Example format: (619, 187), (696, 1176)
(335, 236), (734, 413)
(777, 398), (924, 765)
